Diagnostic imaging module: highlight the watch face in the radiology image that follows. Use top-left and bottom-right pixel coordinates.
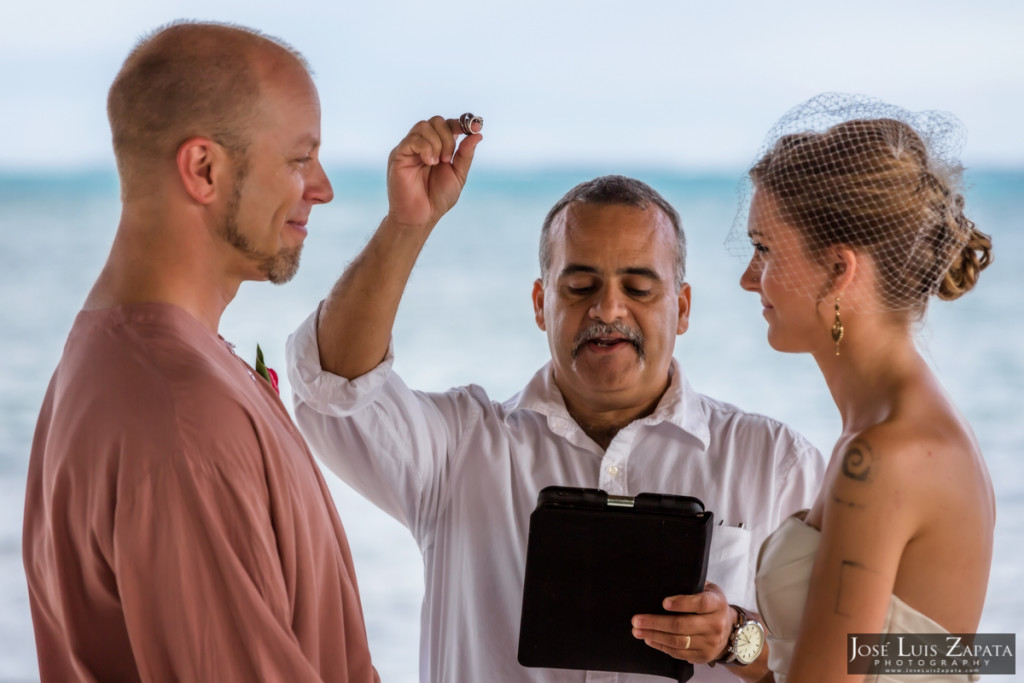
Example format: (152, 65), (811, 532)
(734, 622), (765, 664)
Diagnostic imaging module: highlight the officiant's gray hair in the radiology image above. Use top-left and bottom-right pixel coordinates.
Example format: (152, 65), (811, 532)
(539, 175), (687, 289)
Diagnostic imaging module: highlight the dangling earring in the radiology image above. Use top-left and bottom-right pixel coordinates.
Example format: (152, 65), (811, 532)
(831, 297), (844, 356)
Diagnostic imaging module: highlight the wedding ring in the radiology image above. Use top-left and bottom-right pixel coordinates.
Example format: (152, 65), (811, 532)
(459, 112), (483, 135)
(684, 635), (691, 649)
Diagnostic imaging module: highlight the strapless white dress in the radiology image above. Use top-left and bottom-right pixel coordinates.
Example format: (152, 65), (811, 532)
(754, 511), (981, 682)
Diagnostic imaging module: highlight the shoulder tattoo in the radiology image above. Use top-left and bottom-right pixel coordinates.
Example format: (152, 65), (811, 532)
(841, 439), (875, 483)
(832, 495), (865, 510)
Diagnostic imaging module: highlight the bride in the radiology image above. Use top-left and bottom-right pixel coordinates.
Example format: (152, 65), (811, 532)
(737, 94), (994, 682)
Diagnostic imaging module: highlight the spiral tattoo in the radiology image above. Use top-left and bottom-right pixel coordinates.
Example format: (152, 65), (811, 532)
(841, 440), (874, 482)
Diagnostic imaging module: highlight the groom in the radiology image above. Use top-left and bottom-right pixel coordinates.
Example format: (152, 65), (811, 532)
(23, 22), (378, 682)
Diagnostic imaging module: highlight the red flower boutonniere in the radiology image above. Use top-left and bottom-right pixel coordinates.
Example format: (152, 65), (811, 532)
(254, 344), (280, 395)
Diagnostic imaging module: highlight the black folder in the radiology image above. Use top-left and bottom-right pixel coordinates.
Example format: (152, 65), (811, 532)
(517, 486), (714, 682)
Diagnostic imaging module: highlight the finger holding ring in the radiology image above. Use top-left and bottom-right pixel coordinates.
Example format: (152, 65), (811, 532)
(459, 112), (483, 136)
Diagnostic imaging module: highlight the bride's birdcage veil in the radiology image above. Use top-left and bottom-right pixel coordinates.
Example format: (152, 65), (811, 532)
(727, 93), (990, 316)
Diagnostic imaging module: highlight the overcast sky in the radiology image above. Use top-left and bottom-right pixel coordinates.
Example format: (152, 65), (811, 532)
(2, 0), (1022, 171)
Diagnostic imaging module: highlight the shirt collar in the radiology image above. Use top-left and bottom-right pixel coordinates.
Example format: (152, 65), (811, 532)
(505, 358), (711, 450)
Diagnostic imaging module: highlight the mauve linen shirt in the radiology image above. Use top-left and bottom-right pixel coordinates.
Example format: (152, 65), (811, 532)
(23, 303), (378, 682)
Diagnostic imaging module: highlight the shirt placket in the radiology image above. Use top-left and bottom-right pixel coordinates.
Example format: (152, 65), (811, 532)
(586, 427), (640, 682)
(597, 426), (637, 496)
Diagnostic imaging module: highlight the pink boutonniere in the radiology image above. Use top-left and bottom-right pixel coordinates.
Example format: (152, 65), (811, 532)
(254, 344), (280, 395)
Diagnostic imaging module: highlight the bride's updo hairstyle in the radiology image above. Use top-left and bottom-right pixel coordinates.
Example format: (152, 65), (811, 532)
(732, 94), (992, 318)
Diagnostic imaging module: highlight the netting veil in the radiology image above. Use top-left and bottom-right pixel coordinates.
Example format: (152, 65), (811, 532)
(728, 93), (975, 314)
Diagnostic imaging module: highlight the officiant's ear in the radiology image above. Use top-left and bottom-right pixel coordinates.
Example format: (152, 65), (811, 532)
(533, 278), (547, 331)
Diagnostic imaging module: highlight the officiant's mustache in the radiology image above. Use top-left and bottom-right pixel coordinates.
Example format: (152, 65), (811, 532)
(571, 321), (645, 360)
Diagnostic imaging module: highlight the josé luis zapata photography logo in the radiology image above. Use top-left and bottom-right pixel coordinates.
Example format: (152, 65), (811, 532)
(848, 633), (1016, 675)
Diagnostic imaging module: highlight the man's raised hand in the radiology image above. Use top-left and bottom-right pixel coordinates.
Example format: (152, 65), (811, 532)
(385, 114), (482, 231)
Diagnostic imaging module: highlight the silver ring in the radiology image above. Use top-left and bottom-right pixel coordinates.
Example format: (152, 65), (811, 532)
(683, 635), (691, 650)
(459, 112), (483, 136)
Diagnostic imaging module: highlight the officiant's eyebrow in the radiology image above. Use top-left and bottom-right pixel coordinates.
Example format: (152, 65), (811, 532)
(559, 264), (662, 280)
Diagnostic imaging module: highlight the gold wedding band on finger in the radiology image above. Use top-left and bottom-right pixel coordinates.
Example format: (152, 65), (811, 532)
(459, 112), (483, 136)
(684, 635), (691, 650)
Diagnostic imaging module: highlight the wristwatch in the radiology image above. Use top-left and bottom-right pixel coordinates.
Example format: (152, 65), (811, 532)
(720, 604), (765, 666)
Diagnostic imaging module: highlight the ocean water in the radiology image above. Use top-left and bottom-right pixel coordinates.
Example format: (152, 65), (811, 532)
(1, 167), (1021, 681)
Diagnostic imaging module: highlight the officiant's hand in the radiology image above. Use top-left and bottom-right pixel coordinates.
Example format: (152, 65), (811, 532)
(631, 581), (731, 662)
(631, 582), (768, 679)
(386, 115), (482, 231)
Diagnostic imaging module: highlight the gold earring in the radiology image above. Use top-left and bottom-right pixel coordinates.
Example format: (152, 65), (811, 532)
(831, 297), (844, 356)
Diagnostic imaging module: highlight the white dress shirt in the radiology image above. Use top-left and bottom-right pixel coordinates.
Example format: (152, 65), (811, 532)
(287, 308), (824, 683)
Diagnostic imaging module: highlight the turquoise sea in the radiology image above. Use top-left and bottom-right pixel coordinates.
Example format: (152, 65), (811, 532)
(1, 167), (1021, 681)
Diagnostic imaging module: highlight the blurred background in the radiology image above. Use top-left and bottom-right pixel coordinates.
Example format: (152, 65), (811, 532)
(2, 2), (1022, 680)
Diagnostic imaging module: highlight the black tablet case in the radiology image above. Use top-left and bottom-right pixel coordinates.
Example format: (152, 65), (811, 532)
(518, 486), (714, 682)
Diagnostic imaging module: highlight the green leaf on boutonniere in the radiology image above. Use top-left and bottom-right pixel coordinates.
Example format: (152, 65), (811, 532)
(255, 344), (272, 383)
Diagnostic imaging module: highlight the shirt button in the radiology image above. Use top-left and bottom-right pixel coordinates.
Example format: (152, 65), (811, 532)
(607, 465), (620, 477)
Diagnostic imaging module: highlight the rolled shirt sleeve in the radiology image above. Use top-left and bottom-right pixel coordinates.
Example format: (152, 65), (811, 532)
(286, 305), (468, 541)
